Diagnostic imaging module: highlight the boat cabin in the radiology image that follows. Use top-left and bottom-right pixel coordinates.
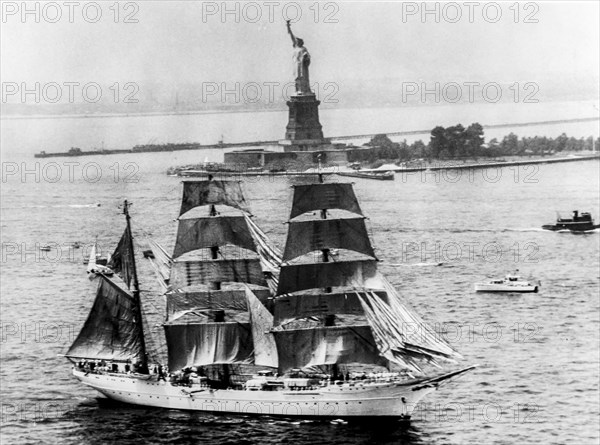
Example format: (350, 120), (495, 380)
(558, 210), (593, 223)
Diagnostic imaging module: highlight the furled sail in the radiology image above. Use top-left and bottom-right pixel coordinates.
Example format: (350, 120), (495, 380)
(164, 320), (254, 370)
(173, 216), (257, 259)
(245, 287), (278, 368)
(108, 226), (135, 288)
(179, 180), (249, 216)
(276, 260), (379, 295)
(274, 326), (385, 373)
(66, 275), (145, 362)
(170, 259), (267, 289)
(282, 218), (376, 262)
(289, 183), (363, 219)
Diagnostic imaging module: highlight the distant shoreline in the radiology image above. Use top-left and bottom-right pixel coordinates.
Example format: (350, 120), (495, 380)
(171, 154), (600, 179)
(362, 154), (600, 173)
(31, 117), (600, 159)
(331, 117), (600, 141)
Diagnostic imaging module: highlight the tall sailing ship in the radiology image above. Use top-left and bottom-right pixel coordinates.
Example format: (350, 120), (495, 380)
(66, 177), (475, 419)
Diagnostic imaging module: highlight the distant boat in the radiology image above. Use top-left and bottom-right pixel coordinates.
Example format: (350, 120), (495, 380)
(542, 210), (600, 232)
(338, 171), (394, 181)
(475, 273), (539, 293)
(40, 245), (52, 252)
(86, 242), (113, 276)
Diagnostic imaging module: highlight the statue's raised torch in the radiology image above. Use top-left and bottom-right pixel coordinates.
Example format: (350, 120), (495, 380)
(286, 21), (312, 95)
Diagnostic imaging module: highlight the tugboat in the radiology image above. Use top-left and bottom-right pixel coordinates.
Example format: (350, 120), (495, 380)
(542, 211), (600, 232)
(475, 272), (540, 293)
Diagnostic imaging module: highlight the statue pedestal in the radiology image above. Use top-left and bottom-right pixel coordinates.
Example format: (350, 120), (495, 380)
(281, 93), (330, 151)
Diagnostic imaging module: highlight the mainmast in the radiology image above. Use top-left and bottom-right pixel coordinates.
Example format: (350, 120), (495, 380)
(207, 177), (226, 380)
(273, 180), (383, 374)
(123, 199), (148, 372)
(163, 178), (276, 375)
(274, 180), (461, 374)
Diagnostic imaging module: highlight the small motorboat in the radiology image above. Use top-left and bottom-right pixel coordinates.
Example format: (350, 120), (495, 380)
(542, 210), (600, 232)
(40, 245), (52, 252)
(475, 273), (540, 293)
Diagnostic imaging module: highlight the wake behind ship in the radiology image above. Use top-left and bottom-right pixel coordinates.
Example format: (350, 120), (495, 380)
(65, 177), (475, 419)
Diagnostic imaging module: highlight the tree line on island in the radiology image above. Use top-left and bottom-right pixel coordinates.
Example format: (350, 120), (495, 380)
(349, 124), (598, 165)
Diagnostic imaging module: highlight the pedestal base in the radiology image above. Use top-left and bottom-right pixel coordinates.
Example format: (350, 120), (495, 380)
(284, 94), (327, 148)
(279, 138), (332, 152)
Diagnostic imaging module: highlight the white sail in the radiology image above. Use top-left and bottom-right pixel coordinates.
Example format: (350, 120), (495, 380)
(86, 243), (97, 273)
(353, 275), (460, 373)
(243, 214), (282, 273)
(164, 319), (254, 369)
(245, 286), (278, 368)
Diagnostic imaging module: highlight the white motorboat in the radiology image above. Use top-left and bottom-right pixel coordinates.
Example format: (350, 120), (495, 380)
(474, 274), (539, 293)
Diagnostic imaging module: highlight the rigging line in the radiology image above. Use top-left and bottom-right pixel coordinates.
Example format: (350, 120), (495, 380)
(376, 281), (458, 357)
(117, 184), (181, 221)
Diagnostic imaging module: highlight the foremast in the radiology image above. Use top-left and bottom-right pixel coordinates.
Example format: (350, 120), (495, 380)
(123, 199), (149, 371)
(66, 200), (149, 371)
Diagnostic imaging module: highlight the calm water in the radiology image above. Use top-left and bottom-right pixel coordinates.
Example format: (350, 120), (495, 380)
(1, 105), (599, 444)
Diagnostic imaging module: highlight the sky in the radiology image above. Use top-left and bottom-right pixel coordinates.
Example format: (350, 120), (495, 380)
(1, 1), (599, 94)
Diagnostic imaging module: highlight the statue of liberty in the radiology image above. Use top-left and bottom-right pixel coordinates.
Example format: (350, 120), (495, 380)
(286, 21), (312, 95)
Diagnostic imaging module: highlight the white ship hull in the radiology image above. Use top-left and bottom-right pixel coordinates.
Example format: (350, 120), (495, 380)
(474, 283), (538, 293)
(73, 368), (471, 419)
